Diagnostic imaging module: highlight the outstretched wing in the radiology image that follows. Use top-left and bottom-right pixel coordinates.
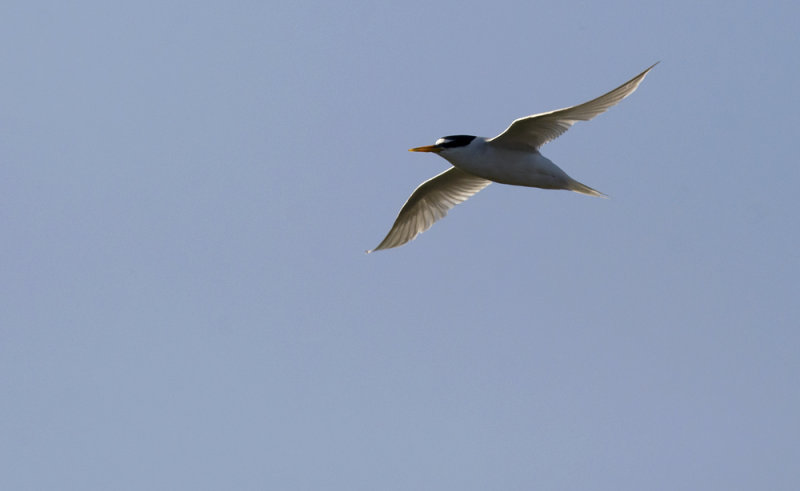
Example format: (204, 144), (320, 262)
(369, 167), (491, 252)
(488, 63), (657, 150)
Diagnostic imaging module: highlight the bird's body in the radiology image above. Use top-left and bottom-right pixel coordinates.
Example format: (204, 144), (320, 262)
(435, 140), (601, 195)
(369, 63), (657, 252)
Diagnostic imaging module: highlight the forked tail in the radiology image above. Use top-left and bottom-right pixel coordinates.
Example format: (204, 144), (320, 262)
(568, 179), (608, 198)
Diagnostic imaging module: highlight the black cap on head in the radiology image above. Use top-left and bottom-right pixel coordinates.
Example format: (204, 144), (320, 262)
(435, 135), (476, 148)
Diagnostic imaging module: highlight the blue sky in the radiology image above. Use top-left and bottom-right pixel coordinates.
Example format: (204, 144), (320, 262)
(2, 1), (799, 489)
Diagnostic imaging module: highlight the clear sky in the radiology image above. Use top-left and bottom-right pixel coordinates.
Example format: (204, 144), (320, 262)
(2, 1), (799, 489)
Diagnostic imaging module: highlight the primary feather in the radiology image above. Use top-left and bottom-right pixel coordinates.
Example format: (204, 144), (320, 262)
(488, 63), (658, 149)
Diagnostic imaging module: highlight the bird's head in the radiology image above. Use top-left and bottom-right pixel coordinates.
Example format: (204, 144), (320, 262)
(409, 135), (477, 155)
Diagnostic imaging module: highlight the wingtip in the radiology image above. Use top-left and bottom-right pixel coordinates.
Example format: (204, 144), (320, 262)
(645, 61), (660, 73)
(366, 245), (386, 254)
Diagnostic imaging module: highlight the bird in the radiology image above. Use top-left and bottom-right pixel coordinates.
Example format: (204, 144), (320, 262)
(368, 63), (657, 252)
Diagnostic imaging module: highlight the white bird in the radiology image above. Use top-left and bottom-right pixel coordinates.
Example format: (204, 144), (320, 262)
(369, 63), (657, 252)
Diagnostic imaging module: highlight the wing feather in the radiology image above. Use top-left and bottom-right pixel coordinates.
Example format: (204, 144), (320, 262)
(488, 63), (657, 149)
(369, 167), (491, 252)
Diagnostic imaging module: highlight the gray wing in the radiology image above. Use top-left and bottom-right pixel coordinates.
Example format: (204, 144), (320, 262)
(488, 63), (657, 149)
(369, 167), (491, 252)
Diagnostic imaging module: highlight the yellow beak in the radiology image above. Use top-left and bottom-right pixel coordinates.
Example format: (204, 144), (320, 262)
(409, 145), (442, 153)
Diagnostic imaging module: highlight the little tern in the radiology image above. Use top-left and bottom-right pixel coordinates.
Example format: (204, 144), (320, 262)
(369, 63), (657, 252)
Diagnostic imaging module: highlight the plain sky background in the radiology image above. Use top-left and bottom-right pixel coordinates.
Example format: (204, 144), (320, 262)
(2, 1), (799, 489)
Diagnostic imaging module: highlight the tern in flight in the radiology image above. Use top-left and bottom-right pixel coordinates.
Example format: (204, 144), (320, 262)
(369, 63), (657, 252)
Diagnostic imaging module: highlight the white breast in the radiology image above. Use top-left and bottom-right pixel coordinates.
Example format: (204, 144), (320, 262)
(441, 139), (573, 190)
